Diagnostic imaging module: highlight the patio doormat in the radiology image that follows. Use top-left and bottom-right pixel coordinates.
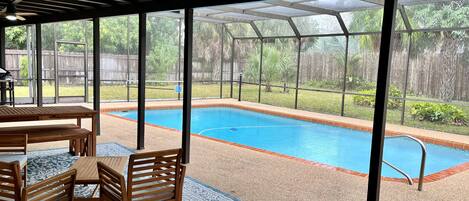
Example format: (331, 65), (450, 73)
(26, 143), (239, 201)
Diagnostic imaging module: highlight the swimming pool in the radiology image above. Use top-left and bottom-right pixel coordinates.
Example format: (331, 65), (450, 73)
(111, 107), (469, 179)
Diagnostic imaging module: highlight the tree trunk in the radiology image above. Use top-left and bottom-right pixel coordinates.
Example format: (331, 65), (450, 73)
(265, 83), (272, 92)
(283, 82), (288, 93)
(439, 33), (458, 102)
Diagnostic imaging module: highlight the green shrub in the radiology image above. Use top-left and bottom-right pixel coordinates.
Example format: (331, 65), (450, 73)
(346, 76), (376, 91)
(306, 77), (376, 91)
(306, 80), (340, 90)
(410, 103), (467, 126)
(352, 85), (403, 110)
(18, 56), (29, 86)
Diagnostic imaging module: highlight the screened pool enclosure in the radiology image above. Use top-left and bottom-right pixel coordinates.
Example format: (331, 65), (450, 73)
(1, 1), (468, 200)
(2, 0), (468, 132)
(5, 0), (468, 135)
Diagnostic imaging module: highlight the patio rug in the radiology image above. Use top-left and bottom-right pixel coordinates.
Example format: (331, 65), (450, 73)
(26, 143), (239, 201)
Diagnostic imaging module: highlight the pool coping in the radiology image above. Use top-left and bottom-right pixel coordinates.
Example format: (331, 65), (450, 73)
(102, 103), (469, 184)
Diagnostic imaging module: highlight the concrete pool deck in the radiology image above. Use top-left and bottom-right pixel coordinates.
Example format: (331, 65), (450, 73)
(1, 99), (469, 200)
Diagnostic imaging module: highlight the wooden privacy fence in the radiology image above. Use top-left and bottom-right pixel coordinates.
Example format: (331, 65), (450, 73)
(5, 49), (469, 101)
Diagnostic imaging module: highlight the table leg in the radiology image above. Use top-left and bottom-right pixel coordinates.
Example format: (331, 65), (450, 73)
(88, 115), (97, 156)
(69, 140), (74, 155)
(70, 118), (83, 156)
(0, 82), (6, 105)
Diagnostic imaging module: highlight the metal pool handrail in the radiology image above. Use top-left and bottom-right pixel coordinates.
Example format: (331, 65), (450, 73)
(384, 135), (427, 191)
(382, 160), (413, 185)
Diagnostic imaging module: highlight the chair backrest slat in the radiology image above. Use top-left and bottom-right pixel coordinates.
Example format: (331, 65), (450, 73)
(98, 161), (127, 201)
(98, 162), (127, 201)
(0, 161), (22, 201)
(0, 134), (27, 154)
(23, 169), (77, 201)
(127, 149), (185, 201)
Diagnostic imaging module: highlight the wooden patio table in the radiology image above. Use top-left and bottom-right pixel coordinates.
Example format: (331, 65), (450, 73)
(71, 156), (129, 201)
(0, 106), (98, 156)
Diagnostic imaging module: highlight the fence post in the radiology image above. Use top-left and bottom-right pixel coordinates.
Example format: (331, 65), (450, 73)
(238, 73), (242, 101)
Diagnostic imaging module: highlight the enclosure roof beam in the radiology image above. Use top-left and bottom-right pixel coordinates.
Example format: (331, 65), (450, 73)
(15, 8), (52, 15)
(211, 6), (290, 21)
(149, 11), (184, 18)
(43, 0), (105, 8)
(223, 23), (235, 38)
(82, 0), (114, 7)
(249, 21), (263, 39)
(148, 11), (231, 24)
(13, 4), (66, 13)
(119, 0), (139, 5)
(36, 0), (94, 9)
(410, 26), (469, 33)
(1, 0), (260, 27)
(361, 0), (385, 6)
(197, 10), (255, 23)
(230, 32), (351, 39)
(265, 0), (338, 16)
(18, 1), (79, 11)
(202, 14), (253, 23)
(336, 14), (349, 35)
(287, 18), (301, 39)
(399, 5), (412, 32)
(194, 17), (231, 24)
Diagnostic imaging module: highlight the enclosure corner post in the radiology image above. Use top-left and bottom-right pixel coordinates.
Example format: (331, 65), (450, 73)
(0, 26), (4, 69)
(258, 39), (263, 103)
(93, 17), (101, 135)
(341, 36), (350, 116)
(294, 38), (301, 109)
(219, 24), (224, 99)
(177, 18), (182, 101)
(182, 8), (194, 164)
(401, 33), (413, 125)
(126, 15), (131, 102)
(35, 23), (43, 107)
(238, 73), (243, 101)
(53, 24), (58, 104)
(230, 39), (235, 98)
(367, 0), (398, 200)
(137, 12), (147, 150)
(249, 21), (263, 103)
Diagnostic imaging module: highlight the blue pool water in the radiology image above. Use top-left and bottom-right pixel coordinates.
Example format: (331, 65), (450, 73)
(111, 107), (469, 178)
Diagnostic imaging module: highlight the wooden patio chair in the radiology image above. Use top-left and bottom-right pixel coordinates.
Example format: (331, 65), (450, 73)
(0, 161), (22, 201)
(127, 149), (186, 201)
(97, 161), (127, 201)
(97, 149), (186, 201)
(22, 169), (77, 201)
(0, 134), (28, 187)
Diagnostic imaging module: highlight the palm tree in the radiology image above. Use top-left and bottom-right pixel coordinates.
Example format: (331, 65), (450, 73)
(245, 45), (296, 92)
(408, 1), (469, 101)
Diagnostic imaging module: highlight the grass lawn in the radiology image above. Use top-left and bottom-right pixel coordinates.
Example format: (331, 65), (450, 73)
(14, 83), (469, 135)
